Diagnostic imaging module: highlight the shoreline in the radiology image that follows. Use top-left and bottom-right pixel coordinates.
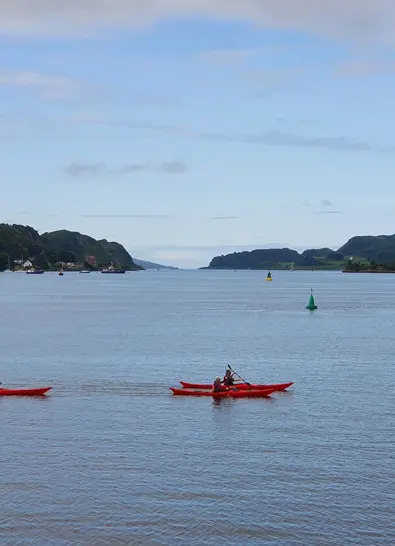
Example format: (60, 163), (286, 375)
(202, 267), (395, 273)
(342, 270), (395, 274)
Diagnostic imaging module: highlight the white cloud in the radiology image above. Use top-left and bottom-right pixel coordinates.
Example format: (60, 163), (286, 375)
(0, 1), (394, 44)
(0, 70), (81, 99)
(63, 160), (187, 176)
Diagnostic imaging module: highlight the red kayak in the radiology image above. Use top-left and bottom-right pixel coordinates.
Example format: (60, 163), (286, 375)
(170, 386), (277, 398)
(0, 387), (52, 397)
(179, 381), (293, 391)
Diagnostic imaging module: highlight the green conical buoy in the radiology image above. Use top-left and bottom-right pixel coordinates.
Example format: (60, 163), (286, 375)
(306, 289), (317, 310)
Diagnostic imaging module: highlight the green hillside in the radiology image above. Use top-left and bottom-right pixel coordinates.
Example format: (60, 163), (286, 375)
(206, 234), (395, 271)
(0, 224), (139, 271)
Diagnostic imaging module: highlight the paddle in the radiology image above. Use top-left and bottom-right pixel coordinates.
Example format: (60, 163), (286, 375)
(227, 365), (252, 388)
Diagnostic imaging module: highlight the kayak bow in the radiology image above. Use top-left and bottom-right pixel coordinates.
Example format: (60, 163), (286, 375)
(0, 387), (52, 396)
(170, 387), (277, 398)
(179, 381), (293, 391)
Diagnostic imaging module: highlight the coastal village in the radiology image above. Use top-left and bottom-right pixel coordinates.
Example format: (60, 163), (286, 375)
(6, 255), (129, 274)
(12, 255), (97, 272)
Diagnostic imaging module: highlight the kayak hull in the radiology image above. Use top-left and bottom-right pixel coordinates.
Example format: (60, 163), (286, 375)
(170, 387), (278, 398)
(0, 387), (52, 396)
(179, 381), (293, 391)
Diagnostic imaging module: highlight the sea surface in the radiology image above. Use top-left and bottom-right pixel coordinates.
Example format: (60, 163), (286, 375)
(0, 270), (394, 545)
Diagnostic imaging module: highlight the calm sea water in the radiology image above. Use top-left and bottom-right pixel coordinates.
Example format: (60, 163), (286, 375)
(1, 270), (394, 545)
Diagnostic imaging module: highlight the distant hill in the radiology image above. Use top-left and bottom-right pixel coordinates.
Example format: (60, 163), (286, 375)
(0, 224), (47, 269)
(133, 258), (179, 270)
(205, 233), (395, 270)
(0, 224), (140, 271)
(338, 235), (395, 264)
(205, 247), (338, 269)
(40, 229), (138, 269)
(301, 247), (334, 259)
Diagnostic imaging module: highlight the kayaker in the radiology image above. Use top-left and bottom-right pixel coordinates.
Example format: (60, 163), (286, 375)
(213, 377), (228, 392)
(222, 369), (235, 386)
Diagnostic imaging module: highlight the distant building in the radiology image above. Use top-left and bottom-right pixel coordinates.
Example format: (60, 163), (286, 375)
(65, 262), (82, 270)
(23, 260), (33, 268)
(86, 255), (97, 265)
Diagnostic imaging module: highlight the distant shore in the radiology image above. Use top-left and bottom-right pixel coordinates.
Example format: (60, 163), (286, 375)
(203, 266), (395, 273)
(342, 269), (395, 274)
(200, 266), (342, 271)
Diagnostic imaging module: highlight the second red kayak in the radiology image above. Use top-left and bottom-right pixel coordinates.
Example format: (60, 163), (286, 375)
(0, 387), (52, 396)
(179, 381), (293, 391)
(170, 386), (278, 398)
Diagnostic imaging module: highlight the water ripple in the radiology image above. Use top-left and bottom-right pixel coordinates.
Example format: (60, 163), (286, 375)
(1, 271), (394, 545)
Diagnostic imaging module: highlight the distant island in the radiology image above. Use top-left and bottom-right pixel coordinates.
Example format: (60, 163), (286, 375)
(203, 234), (395, 273)
(133, 258), (179, 270)
(0, 223), (142, 271)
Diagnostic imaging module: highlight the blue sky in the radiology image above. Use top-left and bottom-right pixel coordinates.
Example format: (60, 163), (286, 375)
(1, 1), (395, 267)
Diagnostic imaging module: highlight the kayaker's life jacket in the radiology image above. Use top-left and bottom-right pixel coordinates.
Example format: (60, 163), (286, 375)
(213, 381), (227, 392)
(223, 375), (234, 386)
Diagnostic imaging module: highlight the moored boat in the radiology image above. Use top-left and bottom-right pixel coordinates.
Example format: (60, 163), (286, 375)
(101, 262), (125, 274)
(26, 268), (44, 274)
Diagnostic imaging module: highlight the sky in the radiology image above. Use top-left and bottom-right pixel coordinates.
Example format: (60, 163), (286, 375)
(1, 1), (395, 268)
